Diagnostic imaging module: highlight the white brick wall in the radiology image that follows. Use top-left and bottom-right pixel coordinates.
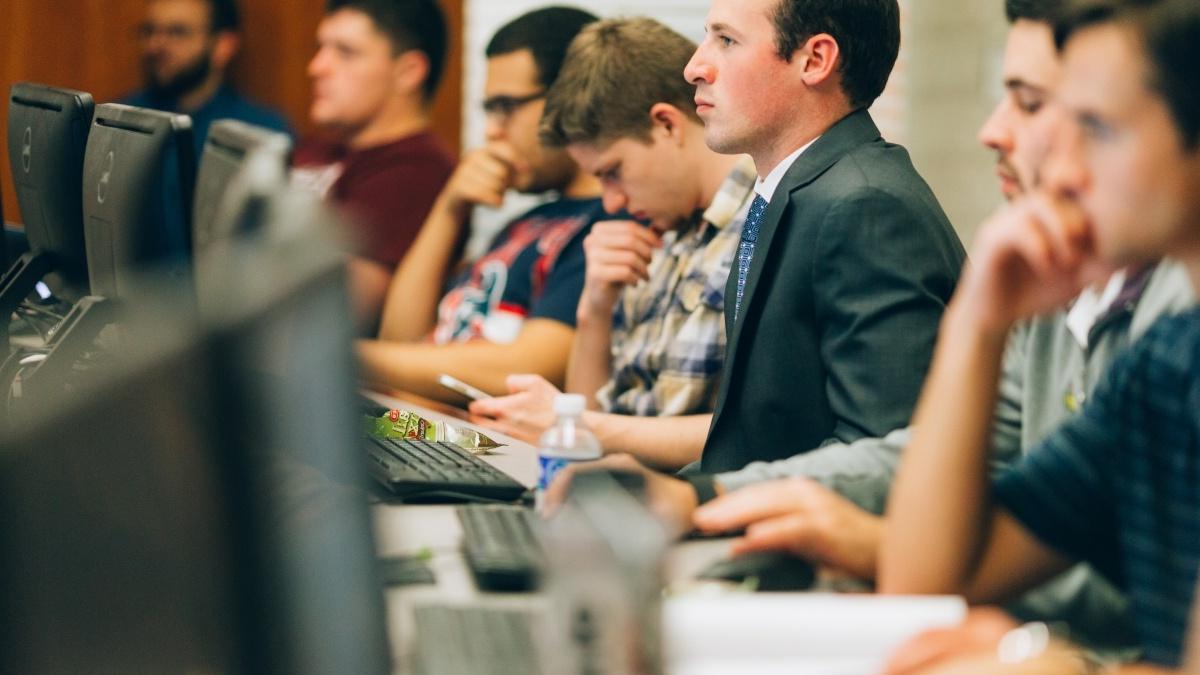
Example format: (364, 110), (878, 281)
(903, 0), (1007, 245)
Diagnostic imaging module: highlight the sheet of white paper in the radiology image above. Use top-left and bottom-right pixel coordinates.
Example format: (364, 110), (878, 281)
(664, 593), (966, 675)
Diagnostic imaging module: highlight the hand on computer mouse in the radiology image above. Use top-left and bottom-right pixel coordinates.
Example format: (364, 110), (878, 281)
(696, 550), (816, 592)
(693, 477), (881, 581)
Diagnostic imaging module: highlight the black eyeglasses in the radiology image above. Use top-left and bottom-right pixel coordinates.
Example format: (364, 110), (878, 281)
(136, 22), (210, 42)
(482, 91), (546, 121)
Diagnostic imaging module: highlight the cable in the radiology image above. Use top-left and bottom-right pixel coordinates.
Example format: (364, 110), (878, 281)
(0, 347), (35, 427)
(13, 308), (57, 344)
(12, 298), (69, 345)
(17, 299), (67, 323)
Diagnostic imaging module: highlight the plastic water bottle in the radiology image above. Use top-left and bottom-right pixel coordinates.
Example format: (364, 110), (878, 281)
(537, 394), (602, 509)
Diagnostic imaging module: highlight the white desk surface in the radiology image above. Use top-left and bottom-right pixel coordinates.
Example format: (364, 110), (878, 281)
(364, 391), (732, 672)
(363, 391), (964, 674)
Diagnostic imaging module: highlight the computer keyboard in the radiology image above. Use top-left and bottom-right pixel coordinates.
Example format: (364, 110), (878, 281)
(357, 393), (391, 418)
(457, 504), (543, 592)
(413, 604), (542, 675)
(364, 436), (528, 503)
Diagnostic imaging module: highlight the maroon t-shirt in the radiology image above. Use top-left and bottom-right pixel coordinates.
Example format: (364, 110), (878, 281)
(291, 131), (455, 265)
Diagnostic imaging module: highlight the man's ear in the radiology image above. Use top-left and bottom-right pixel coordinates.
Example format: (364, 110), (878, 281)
(394, 50), (432, 98)
(210, 31), (241, 71)
(796, 33), (841, 89)
(649, 102), (687, 146)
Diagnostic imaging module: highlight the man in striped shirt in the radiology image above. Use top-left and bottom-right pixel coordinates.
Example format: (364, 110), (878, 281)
(881, 0), (1200, 671)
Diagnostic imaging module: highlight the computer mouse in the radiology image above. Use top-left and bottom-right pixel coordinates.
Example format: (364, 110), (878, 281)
(696, 550), (816, 592)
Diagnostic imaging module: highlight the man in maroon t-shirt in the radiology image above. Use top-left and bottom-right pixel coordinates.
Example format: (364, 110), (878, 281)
(292, 0), (455, 329)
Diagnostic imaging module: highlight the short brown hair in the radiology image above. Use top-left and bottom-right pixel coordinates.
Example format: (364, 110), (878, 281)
(770, 0), (899, 110)
(1054, 0), (1200, 149)
(539, 17), (701, 148)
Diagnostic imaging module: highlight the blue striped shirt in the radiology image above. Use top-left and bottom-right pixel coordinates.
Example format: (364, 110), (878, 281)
(995, 307), (1200, 666)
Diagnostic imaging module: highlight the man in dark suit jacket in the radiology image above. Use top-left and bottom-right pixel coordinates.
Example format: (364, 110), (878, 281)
(682, 0), (965, 474)
(541, 0), (965, 510)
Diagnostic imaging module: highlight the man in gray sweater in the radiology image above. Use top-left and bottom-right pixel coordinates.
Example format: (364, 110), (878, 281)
(545, 0), (1194, 655)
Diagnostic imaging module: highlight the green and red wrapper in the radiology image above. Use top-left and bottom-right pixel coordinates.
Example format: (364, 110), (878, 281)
(363, 408), (501, 455)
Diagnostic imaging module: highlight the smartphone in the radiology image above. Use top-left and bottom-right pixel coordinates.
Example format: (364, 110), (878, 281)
(438, 374), (492, 402)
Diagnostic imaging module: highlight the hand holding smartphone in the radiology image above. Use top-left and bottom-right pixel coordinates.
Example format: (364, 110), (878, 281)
(438, 374), (492, 402)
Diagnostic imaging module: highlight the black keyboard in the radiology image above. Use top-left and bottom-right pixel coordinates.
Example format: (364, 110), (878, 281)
(357, 393), (391, 418)
(457, 504), (543, 592)
(413, 604), (541, 675)
(364, 436), (528, 503)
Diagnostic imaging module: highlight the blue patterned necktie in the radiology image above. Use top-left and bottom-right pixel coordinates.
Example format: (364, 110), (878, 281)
(734, 195), (769, 320)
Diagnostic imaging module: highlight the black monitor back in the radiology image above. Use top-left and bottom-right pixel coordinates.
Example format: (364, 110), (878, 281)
(204, 213), (389, 674)
(0, 310), (245, 673)
(6, 83), (94, 301)
(0, 220), (388, 673)
(192, 119), (290, 256)
(1, 168), (7, 268)
(82, 103), (194, 302)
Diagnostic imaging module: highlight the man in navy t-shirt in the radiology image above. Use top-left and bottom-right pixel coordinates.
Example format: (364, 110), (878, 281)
(356, 7), (607, 405)
(122, 0), (292, 156)
(430, 199), (602, 346)
(881, 0), (1200, 671)
(119, 0), (291, 264)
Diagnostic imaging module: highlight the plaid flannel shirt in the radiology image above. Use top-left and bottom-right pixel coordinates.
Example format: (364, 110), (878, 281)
(596, 156), (757, 416)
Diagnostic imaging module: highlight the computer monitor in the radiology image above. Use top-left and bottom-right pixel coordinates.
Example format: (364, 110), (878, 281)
(196, 218), (389, 674)
(0, 306), (247, 672)
(1, 83), (94, 321)
(0, 214), (388, 674)
(174, 174), (386, 671)
(0, 184), (7, 271)
(1, 173), (7, 269)
(192, 119), (291, 257)
(81, 103), (195, 303)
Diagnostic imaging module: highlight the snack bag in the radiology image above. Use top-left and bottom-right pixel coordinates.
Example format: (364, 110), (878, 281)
(364, 408), (501, 455)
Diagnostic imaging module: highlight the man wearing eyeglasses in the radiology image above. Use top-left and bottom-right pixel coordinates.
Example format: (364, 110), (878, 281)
(123, 0), (292, 155)
(356, 7), (609, 405)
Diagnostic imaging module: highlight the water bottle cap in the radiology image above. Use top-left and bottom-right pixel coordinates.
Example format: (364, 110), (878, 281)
(553, 393), (587, 417)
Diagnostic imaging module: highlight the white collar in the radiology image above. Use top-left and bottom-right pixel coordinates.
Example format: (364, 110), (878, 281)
(755, 136), (820, 203)
(1065, 270), (1128, 349)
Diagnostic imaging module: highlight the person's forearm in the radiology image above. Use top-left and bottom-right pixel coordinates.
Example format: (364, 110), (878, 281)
(717, 426), (911, 514)
(357, 325), (573, 405)
(378, 194), (469, 342)
(581, 412), (710, 472)
(879, 300), (1011, 595)
(346, 256), (394, 335)
(564, 307), (615, 406)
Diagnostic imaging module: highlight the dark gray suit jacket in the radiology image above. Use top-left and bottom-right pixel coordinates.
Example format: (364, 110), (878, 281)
(700, 110), (966, 473)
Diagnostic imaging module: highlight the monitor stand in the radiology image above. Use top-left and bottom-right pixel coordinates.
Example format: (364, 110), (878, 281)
(0, 251), (54, 352)
(18, 296), (113, 401)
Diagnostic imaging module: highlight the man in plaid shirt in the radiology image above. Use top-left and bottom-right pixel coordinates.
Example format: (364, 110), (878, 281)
(471, 17), (755, 471)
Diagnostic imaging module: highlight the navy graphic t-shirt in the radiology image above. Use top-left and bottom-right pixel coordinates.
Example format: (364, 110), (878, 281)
(432, 198), (604, 345)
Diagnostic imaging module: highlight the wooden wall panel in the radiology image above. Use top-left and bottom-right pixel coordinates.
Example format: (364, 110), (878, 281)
(1, 0), (463, 224)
